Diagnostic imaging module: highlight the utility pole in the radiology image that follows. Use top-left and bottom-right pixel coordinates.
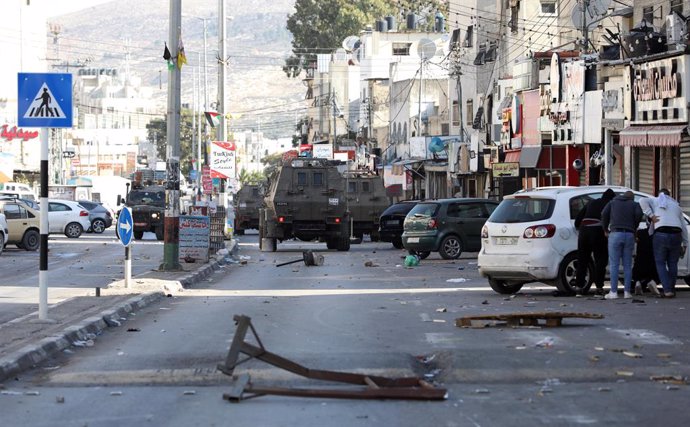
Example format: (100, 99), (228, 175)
(449, 44), (464, 196)
(217, 1), (227, 145)
(161, 0), (182, 271)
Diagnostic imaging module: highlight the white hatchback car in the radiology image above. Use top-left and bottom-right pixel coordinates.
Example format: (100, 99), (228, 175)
(47, 199), (91, 238)
(478, 186), (690, 295)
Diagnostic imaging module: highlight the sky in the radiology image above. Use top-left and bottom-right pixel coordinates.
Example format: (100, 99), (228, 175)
(43, 0), (114, 18)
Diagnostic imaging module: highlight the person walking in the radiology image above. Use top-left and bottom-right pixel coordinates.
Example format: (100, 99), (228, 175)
(642, 189), (688, 298)
(574, 188), (616, 295)
(601, 190), (643, 299)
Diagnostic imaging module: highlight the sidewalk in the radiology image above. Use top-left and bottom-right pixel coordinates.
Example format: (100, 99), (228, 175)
(0, 240), (238, 383)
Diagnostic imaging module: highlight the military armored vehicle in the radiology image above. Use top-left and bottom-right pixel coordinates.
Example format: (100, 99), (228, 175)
(344, 171), (388, 242)
(260, 158), (351, 251)
(127, 184), (166, 240)
(233, 184), (262, 235)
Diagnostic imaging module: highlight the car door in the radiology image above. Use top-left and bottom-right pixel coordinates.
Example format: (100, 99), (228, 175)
(48, 202), (70, 232)
(1, 203), (26, 242)
(453, 202), (492, 251)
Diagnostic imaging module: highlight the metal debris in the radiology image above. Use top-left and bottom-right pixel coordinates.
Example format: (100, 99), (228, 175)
(457, 311), (604, 328)
(218, 315), (448, 402)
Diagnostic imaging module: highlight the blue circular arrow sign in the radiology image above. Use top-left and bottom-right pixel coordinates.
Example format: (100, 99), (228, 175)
(117, 207), (134, 247)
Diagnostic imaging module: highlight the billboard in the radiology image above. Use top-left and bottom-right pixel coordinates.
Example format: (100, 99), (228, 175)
(210, 141), (236, 179)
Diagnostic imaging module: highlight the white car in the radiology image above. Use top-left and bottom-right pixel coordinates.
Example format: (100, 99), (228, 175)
(47, 199), (91, 238)
(0, 212), (8, 255)
(478, 186), (690, 295)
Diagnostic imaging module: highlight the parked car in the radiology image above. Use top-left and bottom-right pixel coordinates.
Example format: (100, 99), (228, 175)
(402, 198), (499, 259)
(378, 200), (419, 249)
(46, 199), (91, 238)
(78, 200), (113, 233)
(0, 212), (8, 255)
(478, 186), (690, 295)
(0, 197), (40, 251)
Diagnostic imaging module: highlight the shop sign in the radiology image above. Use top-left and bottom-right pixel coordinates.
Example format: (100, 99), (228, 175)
(492, 162), (519, 177)
(628, 55), (689, 124)
(1, 124), (39, 142)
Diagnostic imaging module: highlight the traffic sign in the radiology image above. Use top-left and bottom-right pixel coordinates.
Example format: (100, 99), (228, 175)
(117, 207), (134, 247)
(17, 73), (73, 128)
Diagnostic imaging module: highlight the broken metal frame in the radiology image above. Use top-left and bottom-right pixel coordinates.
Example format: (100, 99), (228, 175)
(218, 315), (448, 402)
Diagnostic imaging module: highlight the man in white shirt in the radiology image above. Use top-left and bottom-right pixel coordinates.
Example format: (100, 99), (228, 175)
(641, 189), (689, 298)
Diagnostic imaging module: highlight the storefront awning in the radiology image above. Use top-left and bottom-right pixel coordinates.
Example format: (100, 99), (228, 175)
(519, 146), (542, 168)
(504, 150), (520, 163)
(620, 125), (687, 147)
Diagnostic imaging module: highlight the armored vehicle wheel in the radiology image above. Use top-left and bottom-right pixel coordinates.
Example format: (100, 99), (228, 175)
(134, 230), (144, 240)
(337, 236), (351, 251)
(326, 239), (337, 250)
(392, 238), (404, 249)
(370, 231), (380, 242)
(155, 227), (164, 241)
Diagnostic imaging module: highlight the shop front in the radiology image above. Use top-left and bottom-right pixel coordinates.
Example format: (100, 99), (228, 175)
(621, 54), (690, 207)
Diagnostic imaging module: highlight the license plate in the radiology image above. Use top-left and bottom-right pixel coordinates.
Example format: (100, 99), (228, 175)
(495, 237), (517, 245)
(407, 237), (420, 243)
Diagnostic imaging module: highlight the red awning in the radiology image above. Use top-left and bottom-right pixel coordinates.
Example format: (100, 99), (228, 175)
(646, 125), (687, 147)
(619, 125), (687, 147)
(504, 150), (521, 163)
(619, 126), (651, 147)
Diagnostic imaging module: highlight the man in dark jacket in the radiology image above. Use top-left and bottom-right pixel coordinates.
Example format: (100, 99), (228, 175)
(574, 188), (616, 295)
(602, 191), (643, 299)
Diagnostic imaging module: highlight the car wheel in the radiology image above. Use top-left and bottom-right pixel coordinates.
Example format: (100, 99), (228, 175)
(392, 238), (404, 249)
(134, 230), (144, 240)
(91, 218), (106, 234)
(21, 229), (40, 251)
(489, 278), (524, 294)
(439, 235), (463, 259)
(555, 252), (592, 295)
(408, 250), (430, 260)
(64, 222), (83, 238)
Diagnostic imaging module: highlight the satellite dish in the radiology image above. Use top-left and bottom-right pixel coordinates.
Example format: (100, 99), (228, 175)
(417, 38), (437, 61)
(342, 36), (360, 52)
(572, 0), (612, 30)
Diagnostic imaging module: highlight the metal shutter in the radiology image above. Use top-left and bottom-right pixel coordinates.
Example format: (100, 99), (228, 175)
(637, 147), (655, 195)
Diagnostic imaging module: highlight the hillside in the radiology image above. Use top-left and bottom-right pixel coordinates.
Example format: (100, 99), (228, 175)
(50, 0), (305, 138)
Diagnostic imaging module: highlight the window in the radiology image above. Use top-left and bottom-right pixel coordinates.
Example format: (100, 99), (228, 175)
(312, 172), (323, 187)
(642, 6), (653, 25)
(2, 203), (23, 220)
(488, 198), (555, 223)
(463, 26), (473, 48)
(362, 181), (370, 192)
(297, 172), (307, 186)
(49, 202), (69, 212)
(540, 1), (556, 15)
(466, 99), (473, 126)
(671, 0), (683, 15)
(452, 101), (460, 126)
(455, 203), (484, 219)
(348, 181), (357, 193)
(392, 43), (411, 56)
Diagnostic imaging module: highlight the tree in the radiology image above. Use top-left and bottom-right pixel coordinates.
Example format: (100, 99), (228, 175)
(284, 0), (448, 78)
(237, 168), (265, 185)
(146, 110), (198, 178)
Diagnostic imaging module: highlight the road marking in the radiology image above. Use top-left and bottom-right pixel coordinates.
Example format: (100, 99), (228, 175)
(607, 328), (682, 345)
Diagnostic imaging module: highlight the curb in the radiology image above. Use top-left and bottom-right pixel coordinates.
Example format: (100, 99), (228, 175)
(0, 239), (238, 383)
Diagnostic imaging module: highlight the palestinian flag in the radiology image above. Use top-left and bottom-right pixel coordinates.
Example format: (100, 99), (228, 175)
(204, 111), (221, 128)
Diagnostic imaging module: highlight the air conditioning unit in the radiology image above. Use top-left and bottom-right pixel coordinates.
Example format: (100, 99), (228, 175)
(666, 12), (686, 49)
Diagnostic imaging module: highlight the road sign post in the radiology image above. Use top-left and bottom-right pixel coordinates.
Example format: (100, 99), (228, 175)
(117, 207), (134, 288)
(18, 72), (73, 321)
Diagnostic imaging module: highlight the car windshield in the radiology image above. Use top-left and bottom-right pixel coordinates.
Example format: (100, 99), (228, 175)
(488, 197), (555, 223)
(407, 202), (440, 217)
(382, 202), (416, 216)
(128, 190), (165, 206)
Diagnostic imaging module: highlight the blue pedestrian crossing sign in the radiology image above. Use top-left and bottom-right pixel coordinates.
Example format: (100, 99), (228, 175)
(117, 207), (134, 247)
(17, 73), (73, 128)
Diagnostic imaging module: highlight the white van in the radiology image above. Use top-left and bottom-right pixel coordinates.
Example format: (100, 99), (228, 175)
(0, 182), (36, 201)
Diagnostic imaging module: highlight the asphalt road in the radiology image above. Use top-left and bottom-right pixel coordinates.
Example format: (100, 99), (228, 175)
(0, 229), (164, 322)
(1, 233), (689, 426)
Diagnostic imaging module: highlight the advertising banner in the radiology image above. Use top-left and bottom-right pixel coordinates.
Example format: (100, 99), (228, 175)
(210, 141), (236, 179)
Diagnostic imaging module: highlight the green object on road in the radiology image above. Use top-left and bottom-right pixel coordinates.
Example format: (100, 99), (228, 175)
(404, 255), (419, 267)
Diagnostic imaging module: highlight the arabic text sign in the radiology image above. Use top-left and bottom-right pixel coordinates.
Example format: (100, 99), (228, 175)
(179, 215), (210, 262)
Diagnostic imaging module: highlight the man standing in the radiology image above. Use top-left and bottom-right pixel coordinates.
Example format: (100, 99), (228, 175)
(642, 189), (688, 298)
(574, 188), (616, 295)
(602, 191), (643, 299)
